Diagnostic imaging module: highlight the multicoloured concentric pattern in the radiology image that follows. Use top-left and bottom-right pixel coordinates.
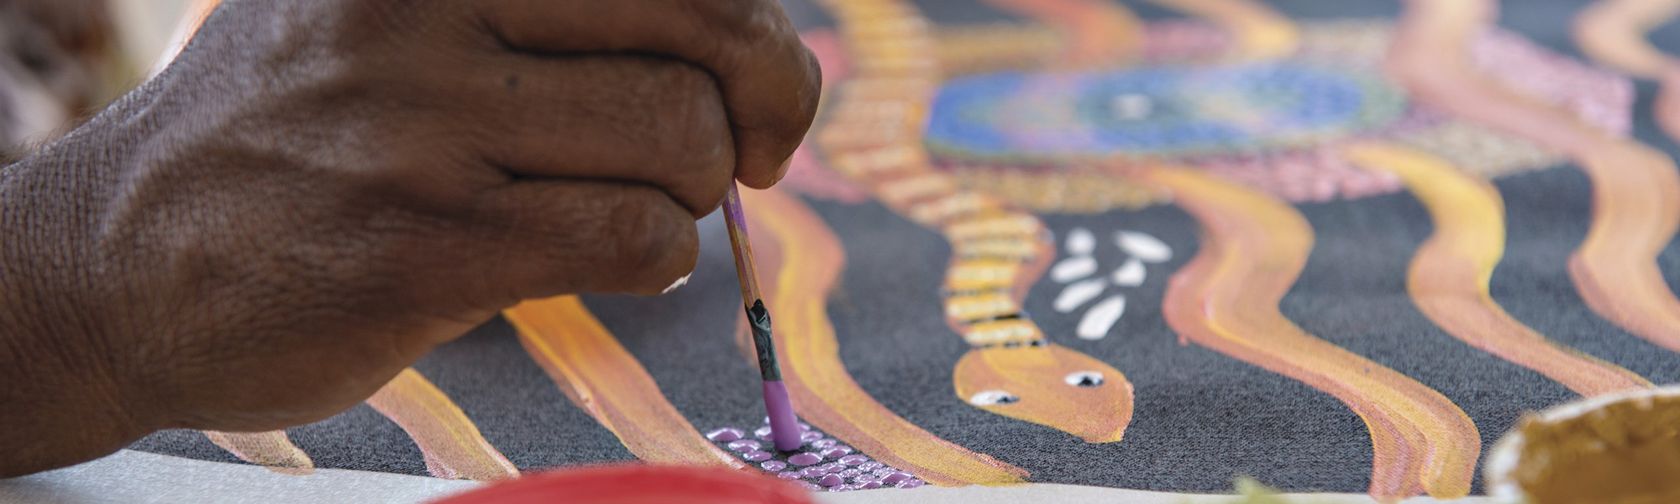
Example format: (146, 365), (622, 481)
(927, 63), (1405, 158)
(925, 22), (1627, 212)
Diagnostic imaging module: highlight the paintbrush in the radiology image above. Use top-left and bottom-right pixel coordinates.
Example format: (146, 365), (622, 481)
(720, 183), (803, 452)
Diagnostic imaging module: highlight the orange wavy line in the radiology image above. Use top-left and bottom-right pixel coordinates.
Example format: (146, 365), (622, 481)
(1144, 0), (1298, 60)
(505, 297), (744, 469)
(1661, 72), (1680, 142)
(1146, 166), (1479, 500)
(1345, 143), (1652, 396)
(1575, 0), (1680, 78)
(202, 430), (313, 475)
(364, 368), (519, 480)
(983, 0), (1145, 67)
(1393, 0), (1680, 354)
(1574, 0), (1680, 223)
(741, 187), (1029, 486)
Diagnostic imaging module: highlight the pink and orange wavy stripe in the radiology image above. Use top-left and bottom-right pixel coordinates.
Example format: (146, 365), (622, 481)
(505, 297), (744, 469)
(202, 368), (516, 480)
(202, 431), (313, 475)
(741, 187), (1030, 485)
(1393, 0), (1680, 355)
(364, 369), (520, 480)
(1147, 166), (1479, 499)
(1345, 143), (1651, 396)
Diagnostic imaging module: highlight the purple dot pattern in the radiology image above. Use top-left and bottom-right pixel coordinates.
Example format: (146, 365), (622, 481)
(820, 446), (853, 459)
(705, 428), (744, 443)
(727, 439), (762, 453)
(707, 419), (925, 492)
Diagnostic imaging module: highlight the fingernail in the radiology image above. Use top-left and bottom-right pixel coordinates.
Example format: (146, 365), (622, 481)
(660, 273), (693, 295)
(772, 155), (795, 185)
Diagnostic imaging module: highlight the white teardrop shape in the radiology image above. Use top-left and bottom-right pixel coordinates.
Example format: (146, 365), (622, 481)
(1065, 227), (1096, 256)
(1117, 231), (1172, 263)
(1064, 371), (1105, 387)
(1053, 278), (1107, 313)
(968, 390), (1019, 406)
(1112, 259), (1146, 287)
(1049, 256), (1097, 283)
(1076, 295), (1126, 340)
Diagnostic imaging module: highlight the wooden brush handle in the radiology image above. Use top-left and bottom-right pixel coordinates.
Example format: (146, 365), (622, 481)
(720, 184), (762, 307)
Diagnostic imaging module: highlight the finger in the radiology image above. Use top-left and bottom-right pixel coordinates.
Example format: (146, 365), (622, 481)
(472, 0), (822, 188)
(446, 180), (699, 307)
(435, 54), (736, 217)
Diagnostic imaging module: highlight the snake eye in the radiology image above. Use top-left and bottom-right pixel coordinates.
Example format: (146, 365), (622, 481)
(1065, 371), (1105, 388)
(968, 390), (1019, 406)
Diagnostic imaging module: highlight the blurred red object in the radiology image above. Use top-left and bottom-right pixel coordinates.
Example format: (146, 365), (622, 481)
(430, 464), (816, 504)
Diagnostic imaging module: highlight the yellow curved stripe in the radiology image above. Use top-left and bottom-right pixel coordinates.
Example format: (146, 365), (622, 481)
(203, 431), (313, 475)
(1395, 0), (1680, 355)
(1146, 167), (1479, 500)
(983, 0), (1146, 67)
(364, 369), (519, 480)
(1145, 0), (1298, 60)
(1575, 0), (1680, 78)
(743, 187), (1030, 485)
(1345, 143), (1652, 396)
(505, 297), (744, 469)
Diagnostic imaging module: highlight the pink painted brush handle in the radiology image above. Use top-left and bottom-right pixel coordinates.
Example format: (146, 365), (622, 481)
(721, 184), (761, 306)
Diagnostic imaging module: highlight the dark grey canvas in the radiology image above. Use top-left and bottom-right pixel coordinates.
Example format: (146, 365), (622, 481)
(132, 0), (1680, 495)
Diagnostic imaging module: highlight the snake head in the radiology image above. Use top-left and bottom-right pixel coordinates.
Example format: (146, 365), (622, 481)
(953, 344), (1133, 443)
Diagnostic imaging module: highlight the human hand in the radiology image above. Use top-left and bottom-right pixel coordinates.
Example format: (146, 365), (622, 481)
(0, 0), (818, 476)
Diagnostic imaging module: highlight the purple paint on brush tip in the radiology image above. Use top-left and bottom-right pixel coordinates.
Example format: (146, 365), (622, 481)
(762, 380), (801, 451)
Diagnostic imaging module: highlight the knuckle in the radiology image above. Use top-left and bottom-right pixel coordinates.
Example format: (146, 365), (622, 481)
(686, 0), (784, 69)
(691, 0), (770, 36)
(657, 64), (734, 212)
(606, 187), (690, 291)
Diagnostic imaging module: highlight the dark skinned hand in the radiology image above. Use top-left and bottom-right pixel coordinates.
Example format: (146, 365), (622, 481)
(0, 0), (819, 477)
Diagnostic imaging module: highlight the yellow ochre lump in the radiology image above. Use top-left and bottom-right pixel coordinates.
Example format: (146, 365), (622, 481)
(1508, 391), (1680, 504)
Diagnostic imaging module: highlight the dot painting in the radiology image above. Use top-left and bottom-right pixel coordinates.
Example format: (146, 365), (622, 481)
(123, 1), (1680, 503)
(704, 423), (925, 492)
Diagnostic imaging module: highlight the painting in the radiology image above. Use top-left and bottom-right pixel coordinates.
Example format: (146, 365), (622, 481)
(124, 0), (1680, 501)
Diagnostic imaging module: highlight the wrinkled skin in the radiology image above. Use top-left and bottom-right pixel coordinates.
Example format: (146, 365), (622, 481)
(0, 0), (820, 477)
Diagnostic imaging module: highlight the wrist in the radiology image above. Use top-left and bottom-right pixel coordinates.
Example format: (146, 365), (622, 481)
(0, 121), (155, 477)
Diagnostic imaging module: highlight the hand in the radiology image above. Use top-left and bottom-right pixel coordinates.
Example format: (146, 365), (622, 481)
(0, 0), (819, 476)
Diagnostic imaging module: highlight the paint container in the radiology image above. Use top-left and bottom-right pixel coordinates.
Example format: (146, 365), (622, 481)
(429, 464), (814, 504)
(1484, 385), (1680, 504)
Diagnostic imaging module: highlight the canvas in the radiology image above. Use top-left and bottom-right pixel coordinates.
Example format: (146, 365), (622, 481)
(22, 0), (1680, 502)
